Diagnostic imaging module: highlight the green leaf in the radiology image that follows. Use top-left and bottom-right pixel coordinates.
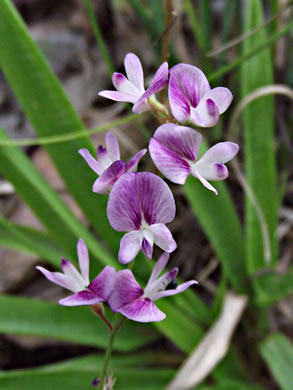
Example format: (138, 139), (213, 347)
(197, 382), (265, 390)
(0, 369), (173, 390)
(253, 266), (293, 305)
(0, 0), (121, 251)
(241, 0), (277, 278)
(0, 217), (63, 266)
(0, 295), (157, 351)
(184, 175), (246, 292)
(260, 333), (293, 390)
(0, 128), (116, 269)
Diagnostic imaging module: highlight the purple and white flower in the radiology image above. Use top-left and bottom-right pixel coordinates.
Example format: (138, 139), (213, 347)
(36, 239), (116, 306)
(149, 124), (239, 195)
(108, 252), (197, 322)
(99, 53), (169, 114)
(107, 172), (177, 264)
(169, 63), (233, 127)
(79, 132), (146, 194)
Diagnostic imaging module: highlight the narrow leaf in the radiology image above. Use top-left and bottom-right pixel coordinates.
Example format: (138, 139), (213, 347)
(0, 0), (121, 250)
(241, 0), (278, 294)
(260, 333), (293, 390)
(0, 295), (157, 351)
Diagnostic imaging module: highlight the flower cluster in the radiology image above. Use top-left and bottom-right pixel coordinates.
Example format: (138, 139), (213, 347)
(37, 53), (238, 324)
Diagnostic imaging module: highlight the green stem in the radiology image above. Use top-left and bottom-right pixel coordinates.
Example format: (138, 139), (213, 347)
(99, 313), (124, 388)
(84, 0), (114, 77)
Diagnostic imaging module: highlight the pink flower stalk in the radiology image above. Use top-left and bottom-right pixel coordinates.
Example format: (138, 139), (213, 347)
(149, 124), (239, 195)
(36, 239), (116, 306)
(108, 252), (197, 322)
(169, 63), (233, 127)
(107, 172), (177, 264)
(79, 132), (146, 194)
(99, 53), (169, 114)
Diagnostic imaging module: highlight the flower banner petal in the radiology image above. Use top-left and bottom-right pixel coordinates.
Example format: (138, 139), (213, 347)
(112, 73), (141, 97)
(149, 138), (190, 184)
(135, 172), (176, 225)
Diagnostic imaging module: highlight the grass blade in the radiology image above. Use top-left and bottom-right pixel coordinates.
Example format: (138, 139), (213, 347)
(0, 0), (121, 251)
(240, 0), (278, 290)
(0, 295), (157, 351)
(260, 333), (293, 390)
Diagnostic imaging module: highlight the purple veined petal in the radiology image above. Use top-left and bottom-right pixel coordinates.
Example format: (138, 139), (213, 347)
(191, 168), (218, 195)
(105, 132), (120, 161)
(135, 172), (176, 225)
(118, 297), (166, 322)
(149, 223), (177, 253)
(112, 73), (141, 98)
(168, 69), (190, 123)
(77, 239), (89, 284)
(152, 280), (198, 301)
(36, 266), (79, 292)
(107, 173), (142, 231)
(61, 259), (87, 291)
(98, 90), (138, 104)
(198, 142), (239, 164)
(141, 237), (153, 260)
(107, 172), (176, 231)
(108, 269), (143, 311)
(149, 137), (191, 184)
(124, 53), (145, 93)
(79, 149), (104, 175)
(190, 98), (220, 127)
(133, 62), (169, 114)
(169, 63), (210, 122)
(153, 124), (202, 162)
(202, 87), (233, 114)
(127, 149), (147, 172)
(59, 290), (104, 306)
(93, 160), (127, 194)
(118, 230), (143, 264)
(89, 266), (116, 300)
(146, 252), (170, 288)
(194, 162), (229, 181)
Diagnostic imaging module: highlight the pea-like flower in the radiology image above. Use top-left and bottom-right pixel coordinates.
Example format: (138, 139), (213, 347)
(108, 252), (197, 322)
(169, 63), (233, 127)
(36, 239), (116, 306)
(99, 53), (169, 114)
(149, 123), (239, 195)
(107, 172), (177, 264)
(79, 132), (146, 194)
